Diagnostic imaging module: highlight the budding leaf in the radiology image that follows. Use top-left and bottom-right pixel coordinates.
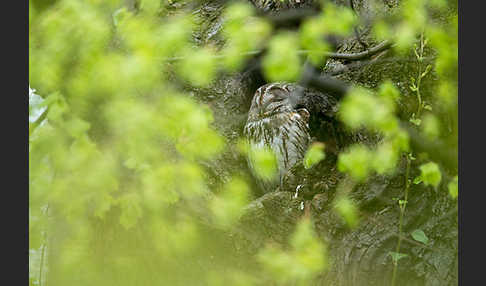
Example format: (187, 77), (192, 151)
(334, 197), (359, 229)
(410, 117), (421, 126)
(389, 252), (408, 264)
(303, 142), (325, 169)
(448, 176), (458, 199)
(411, 229), (429, 244)
(419, 162), (442, 188)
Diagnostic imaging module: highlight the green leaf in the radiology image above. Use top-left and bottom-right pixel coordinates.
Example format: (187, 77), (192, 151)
(413, 176), (422, 184)
(339, 88), (377, 130)
(419, 162), (442, 188)
(112, 7), (129, 27)
(320, 4), (356, 36)
(139, 0), (160, 15)
(429, 0), (447, 9)
(394, 23), (416, 53)
(299, 16), (331, 65)
(221, 3), (271, 71)
(247, 145), (278, 181)
(333, 197), (359, 228)
(210, 178), (250, 228)
(437, 80), (457, 107)
(257, 218), (328, 283)
(378, 81), (400, 112)
(177, 47), (218, 87)
(388, 252), (408, 263)
(371, 142), (399, 175)
(411, 229), (429, 244)
(337, 145), (372, 182)
(262, 32), (301, 82)
(223, 2), (253, 25)
(422, 114), (440, 140)
(339, 87), (397, 135)
(448, 176), (458, 199)
(409, 117), (422, 126)
(303, 142), (326, 169)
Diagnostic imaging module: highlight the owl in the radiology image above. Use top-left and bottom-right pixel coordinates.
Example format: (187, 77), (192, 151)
(244, 83), (311, 193)
(249, 0), (315, 12)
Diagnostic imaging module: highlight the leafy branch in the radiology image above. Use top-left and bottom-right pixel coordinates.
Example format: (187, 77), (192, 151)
(390, 153), (412, 286)
(409, 33), (432, 126)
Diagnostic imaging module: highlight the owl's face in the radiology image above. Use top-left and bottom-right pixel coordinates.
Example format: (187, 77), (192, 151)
(247, 83), (306, 122)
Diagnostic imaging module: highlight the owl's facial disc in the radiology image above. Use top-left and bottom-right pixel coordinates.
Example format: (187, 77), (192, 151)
(259, 87), (292, 117)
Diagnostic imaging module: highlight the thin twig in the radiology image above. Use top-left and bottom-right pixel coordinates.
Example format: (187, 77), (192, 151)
(160, 41), (393, 63)
(391, 155), (411, 286)
(324, 40), (392, 60)
(392, 233), (441, 252)
(162, 50), (263, 63)
(38, 204), (49, 286)
(298, 61), (351, 98)
(328, 56), (435, 76)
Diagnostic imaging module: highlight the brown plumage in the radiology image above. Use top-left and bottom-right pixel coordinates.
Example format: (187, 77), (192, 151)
(249, 0), (316, 12)
(244, 83), (311, 193)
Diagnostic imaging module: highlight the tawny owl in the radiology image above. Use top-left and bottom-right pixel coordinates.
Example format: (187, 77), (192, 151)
(244, 83), (312, 193)
(249, 0), (315, 12)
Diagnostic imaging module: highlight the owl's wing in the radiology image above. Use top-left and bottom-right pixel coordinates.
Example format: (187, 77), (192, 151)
(303, 88), (339, 118)
(287, 85), (339, 119)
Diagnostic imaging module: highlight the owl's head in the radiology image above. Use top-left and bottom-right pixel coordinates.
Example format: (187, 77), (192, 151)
(247, 83), (310, 123)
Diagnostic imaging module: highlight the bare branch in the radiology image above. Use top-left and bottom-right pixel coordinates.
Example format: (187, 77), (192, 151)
(298, 61), (457, 172)
(325, 40), (392, 60)
(327, 56), (435, 76)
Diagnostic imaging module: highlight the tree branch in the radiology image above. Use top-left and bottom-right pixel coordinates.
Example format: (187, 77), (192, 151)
(298, 61), (457, 171)
(325, 40), (392, 60)
(161, 41), (393, 64)
(299, 66), (350, 99)
(327, 56), (435, 76)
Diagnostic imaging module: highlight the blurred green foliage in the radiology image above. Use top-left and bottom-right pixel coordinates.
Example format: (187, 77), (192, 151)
(246, 143), (279, 181)
(262, 31), (302, 82)
(210, 177), (251, 228)
(337, 144), (373, 182)
(303, 142), (326, 169)
(334, 196), (360, 229)
(419, 162), (442, 188)
(300, 2), (355, 64)
(221, 3), (272, 70)
(448, 175), (458, 199)
(258, 218), (327, 285)
(29, 0), (457, 285)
